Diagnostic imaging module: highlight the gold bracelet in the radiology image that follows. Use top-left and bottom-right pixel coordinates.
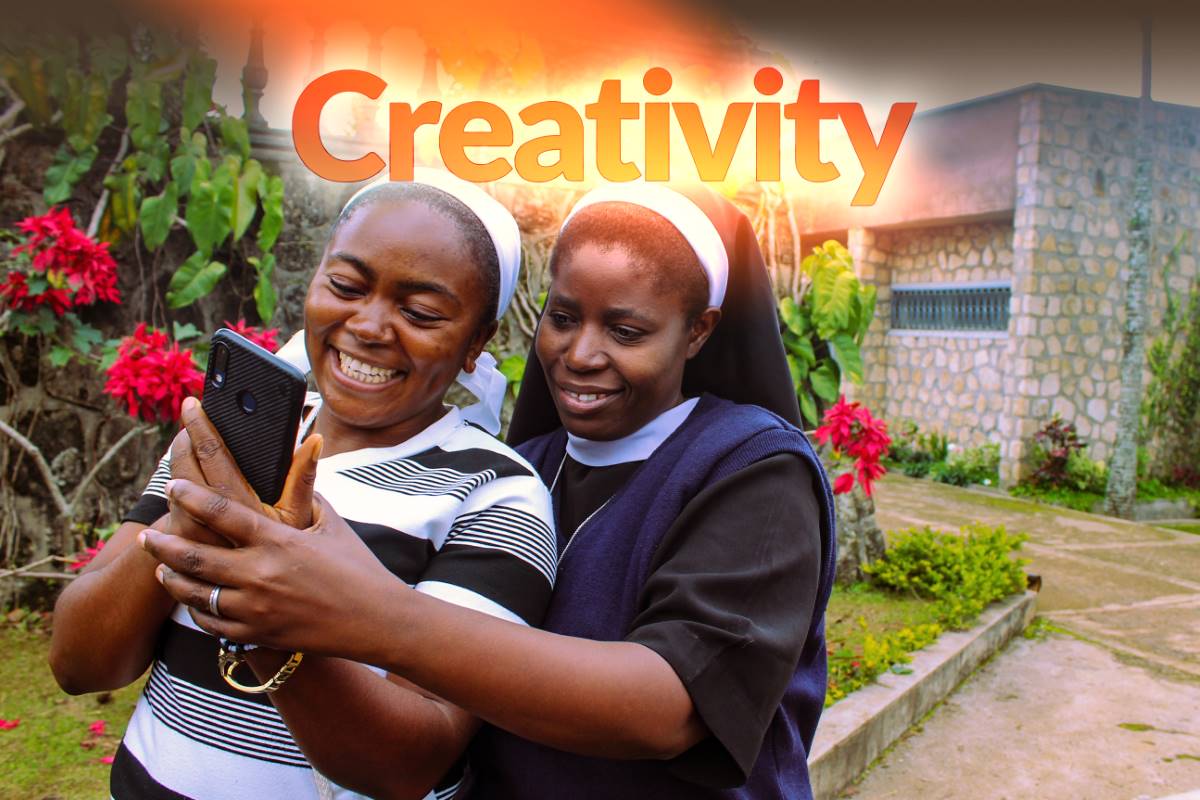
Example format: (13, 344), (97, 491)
(218, 645), (304, 694)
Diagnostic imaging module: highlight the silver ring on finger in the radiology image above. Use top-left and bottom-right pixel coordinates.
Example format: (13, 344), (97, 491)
(208, 585), (223, 618)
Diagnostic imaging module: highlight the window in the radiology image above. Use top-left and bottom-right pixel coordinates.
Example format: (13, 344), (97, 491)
(890, 282), (1010, 332)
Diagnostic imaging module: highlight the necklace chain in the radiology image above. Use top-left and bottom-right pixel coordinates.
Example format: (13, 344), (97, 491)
(550, 453), (611, 566)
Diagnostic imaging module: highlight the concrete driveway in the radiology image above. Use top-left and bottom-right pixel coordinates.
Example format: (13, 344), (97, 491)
(840, 475), (1200, 800)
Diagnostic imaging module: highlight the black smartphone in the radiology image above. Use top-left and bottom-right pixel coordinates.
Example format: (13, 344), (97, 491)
(201, 328), (308, 505)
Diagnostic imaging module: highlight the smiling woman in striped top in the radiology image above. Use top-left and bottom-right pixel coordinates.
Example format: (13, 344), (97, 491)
(49, 171), (556, 800)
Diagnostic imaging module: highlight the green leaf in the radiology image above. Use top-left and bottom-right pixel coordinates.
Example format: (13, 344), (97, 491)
(857, 284), (877, 343)
(26, 274), (49, 294)
(139, 182), (179, 250)
(125, 77), (164, 152)
(185, 178), (229, 255)
(171, 130), (209, 198)
(779, 296), (804, 336)
(230, 158), (263, 241)
(89, 36), (128, 85)
(256, 174), (285, 252)
(172, 321), (202, 341)
(219, 116), (251, 160)
(49, 345), (74, 367)
(786, 354), (803, 392)
(798, 389), (819, 427)
(71, 324), (104, 352)
(829, 333), (865, 385)
(498, 354), (526, 382)
(783, 330), (816, 366)
(181, 54), (217, 130)
(167, 251), (227, 308)
(135, 138), (171, 183)
(810, 361), (841, 403)
(102, 163), (140, 234)
(44, 144), (97, 204)
(248, 253), (276, 323)
(62, 73), (111, 151)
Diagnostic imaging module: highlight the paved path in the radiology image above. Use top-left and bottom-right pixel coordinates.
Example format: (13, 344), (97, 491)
(839, 475), (1200, 800)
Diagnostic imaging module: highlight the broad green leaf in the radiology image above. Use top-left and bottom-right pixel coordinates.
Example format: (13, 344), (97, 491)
(498, 354), (526, 382)
(784, 330), (816, 366)
(135, 138), (171, 183)
(102, 163), (140, 234)
(49, 345), (74, 367)
(44, 144), (97, 204)
(248, 253), (277, 323)
(185, 179), (229, 255)
(829, 333), (865, 385)
(26, 274), (49, 294)
(256, 174), (285, 252)
(125, 77), (164, 152)
(181, 54), (217, 130)
(219, 116), (251, 160)
(827, 271), (857, 330)
(230, 158), (263, 241)
(798, 389), (819, 427)
(857, 284), (877, 343)
(173, 321), (202, 341)
(167, 252), (227, 308)
(779, 296), (804, 336)
(786, 354), (802, 392)
(139, 182), (179, 250)
(810, 361), (841, 404)
(90, 36), (128, 85)
(72, 324), (104, 351)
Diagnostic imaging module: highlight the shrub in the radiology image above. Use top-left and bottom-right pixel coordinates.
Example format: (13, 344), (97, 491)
(1008, 483), (1101, 512)
(865, 523), (1028, 629)
(1026, 415), (1085, 488)
(931, 443), (1000, 487)
(886, 419), (946, 467)
(1064, 450), (1108, 493)
(901, 460), (931, 478)
(825, 620), (942, 706)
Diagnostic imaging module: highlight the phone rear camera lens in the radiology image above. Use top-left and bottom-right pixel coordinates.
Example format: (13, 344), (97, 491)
(238, 390), (257, 414)
(212, 372), (225, 388)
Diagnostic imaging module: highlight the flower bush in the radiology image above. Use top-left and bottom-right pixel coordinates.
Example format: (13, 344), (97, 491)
(102, 324), (205, 424)
(864, 523), (1028, 629)
(0, 208), (119, 314)
(813, 396), (891, 496)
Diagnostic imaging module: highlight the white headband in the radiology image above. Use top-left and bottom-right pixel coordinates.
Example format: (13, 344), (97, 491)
(276, 168), (522, 435)
(562, 184), (729, 308)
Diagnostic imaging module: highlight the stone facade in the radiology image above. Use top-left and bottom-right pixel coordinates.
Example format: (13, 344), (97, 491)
(842, 85), (1200, 483)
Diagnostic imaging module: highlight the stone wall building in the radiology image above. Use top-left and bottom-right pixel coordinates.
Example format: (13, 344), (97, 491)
(807, 84), (1200, 483)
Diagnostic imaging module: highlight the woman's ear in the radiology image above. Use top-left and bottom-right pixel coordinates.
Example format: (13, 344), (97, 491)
(462, 319), (500, 373)
(685, 307), (722, 359)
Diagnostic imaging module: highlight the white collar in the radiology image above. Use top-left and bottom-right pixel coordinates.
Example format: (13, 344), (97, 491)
(565, 397), (700, 467)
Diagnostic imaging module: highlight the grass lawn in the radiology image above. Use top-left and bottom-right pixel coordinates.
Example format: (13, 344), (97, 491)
(825, 583), (941, 655)
(0, 624), (141, 800)
(1161, 521), (1200, 535)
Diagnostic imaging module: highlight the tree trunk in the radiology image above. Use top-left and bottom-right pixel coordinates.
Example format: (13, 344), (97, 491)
(833, 483), (886, 584)
(1105, 16), (1153, 519)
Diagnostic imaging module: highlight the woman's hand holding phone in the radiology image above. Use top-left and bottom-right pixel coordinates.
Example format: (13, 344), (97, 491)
(168, 396), (322, 542)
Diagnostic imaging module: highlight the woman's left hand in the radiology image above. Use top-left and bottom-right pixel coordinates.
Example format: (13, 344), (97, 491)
(140, 480), (402, 661)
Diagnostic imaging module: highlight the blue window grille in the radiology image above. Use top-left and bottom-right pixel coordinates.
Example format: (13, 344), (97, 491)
(890, 282), (1010, 332)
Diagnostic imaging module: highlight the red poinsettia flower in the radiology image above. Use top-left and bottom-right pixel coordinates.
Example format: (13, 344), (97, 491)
(103, 324), (205, 423)
(10, 208), (120, 310)
(832, 472), (856, 494)
(816, 396), (892, 496)
(224, 319), (280, 353)
(0, 271), (74, 315)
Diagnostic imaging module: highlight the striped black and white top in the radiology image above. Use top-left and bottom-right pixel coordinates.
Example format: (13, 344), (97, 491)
(113, 398), (556, 800)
